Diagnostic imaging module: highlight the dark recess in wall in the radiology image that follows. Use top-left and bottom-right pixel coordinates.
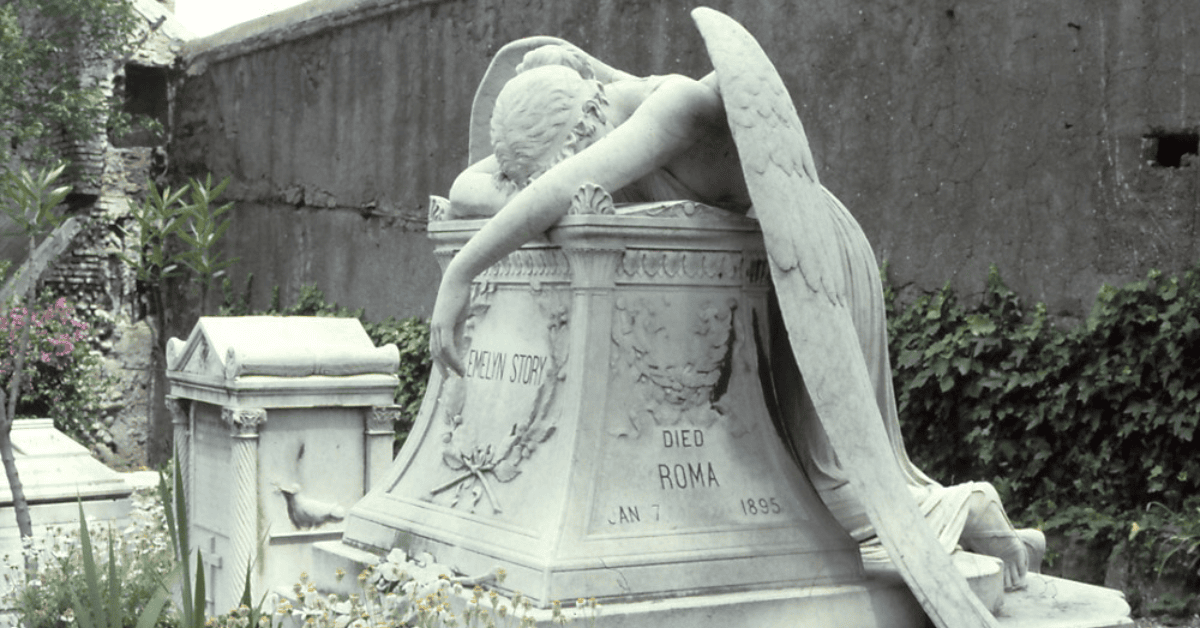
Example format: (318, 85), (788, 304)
(1145, 131), (1199, 168)
(113, 64), (169, 148)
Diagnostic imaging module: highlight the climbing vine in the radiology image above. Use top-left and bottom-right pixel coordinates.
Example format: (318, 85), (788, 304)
(886, 263), (1200, 613)
(888, 263), (1199, 518)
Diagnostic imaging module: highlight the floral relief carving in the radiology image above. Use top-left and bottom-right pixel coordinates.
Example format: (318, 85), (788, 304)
(222, 406), (267, 436)
(618, 250), (744, 283)
(478, 249), (571, 282)
(619, 200), (729, 219)
(609, 295), (751, 439)
(369, 406), (401, 433)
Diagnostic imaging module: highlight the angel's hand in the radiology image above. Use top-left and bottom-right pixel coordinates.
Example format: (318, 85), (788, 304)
(430, 272), (471, 378)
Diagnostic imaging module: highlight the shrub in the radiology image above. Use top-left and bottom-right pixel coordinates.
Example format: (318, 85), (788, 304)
(888, 264), (1199, 519)
(1, 489), (177, 628)
(0, 293), (117, 445)
(887, 263), (1200, 613)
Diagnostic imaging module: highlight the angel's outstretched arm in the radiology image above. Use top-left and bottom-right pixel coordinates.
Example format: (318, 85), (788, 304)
(431, 76), (725, 375)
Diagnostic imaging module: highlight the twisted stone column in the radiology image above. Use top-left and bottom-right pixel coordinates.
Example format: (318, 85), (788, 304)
(221, 406), (266, 614)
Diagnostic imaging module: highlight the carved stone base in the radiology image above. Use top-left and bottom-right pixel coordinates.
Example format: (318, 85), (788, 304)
(315, 533), (925, 628)
(333, 205), (874, 606)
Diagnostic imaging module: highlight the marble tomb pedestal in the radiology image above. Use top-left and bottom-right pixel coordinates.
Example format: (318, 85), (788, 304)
(319, 200), (924, 627)
(167, 317), (398, 615)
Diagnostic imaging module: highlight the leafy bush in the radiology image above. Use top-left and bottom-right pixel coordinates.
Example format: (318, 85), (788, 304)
(887, 262), (1200, 612)
(1, 490), (177, 628)
(888, 264), (1199, 518)
(0, 293), (117, 445)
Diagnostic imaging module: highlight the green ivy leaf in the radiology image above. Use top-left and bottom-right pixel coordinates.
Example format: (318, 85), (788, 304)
(965, 314), (996, 336)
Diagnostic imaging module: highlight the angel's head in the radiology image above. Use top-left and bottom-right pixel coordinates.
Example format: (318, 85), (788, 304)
(490, 64), (611, 189)
(514, 44), (595, 79)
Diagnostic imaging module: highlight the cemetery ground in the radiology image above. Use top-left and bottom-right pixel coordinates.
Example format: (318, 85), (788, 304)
(3, 433), (1196, 628)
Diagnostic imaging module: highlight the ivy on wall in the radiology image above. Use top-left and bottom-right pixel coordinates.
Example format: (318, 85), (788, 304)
(887, 263), (1200, 613)
(887, 263), (1199, 519)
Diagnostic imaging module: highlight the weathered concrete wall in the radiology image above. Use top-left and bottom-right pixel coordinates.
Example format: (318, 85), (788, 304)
(172, 0), (1200, 320)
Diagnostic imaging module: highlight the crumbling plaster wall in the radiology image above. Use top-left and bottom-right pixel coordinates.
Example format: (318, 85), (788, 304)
(172, 0), (1200, 320)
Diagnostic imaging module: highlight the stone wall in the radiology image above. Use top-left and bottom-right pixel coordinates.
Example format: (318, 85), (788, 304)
(173, 0), (1200, 320)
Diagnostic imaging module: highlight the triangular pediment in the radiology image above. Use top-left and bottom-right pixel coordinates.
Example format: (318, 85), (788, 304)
(166, 321), (230, 380)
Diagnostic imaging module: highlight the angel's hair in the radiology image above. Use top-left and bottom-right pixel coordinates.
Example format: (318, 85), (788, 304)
(514, 44), (595, 79)
(490, 65), (609, 190)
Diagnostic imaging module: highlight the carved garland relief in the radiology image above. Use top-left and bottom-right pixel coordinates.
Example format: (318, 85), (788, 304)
(430, 288), (571, 514)
(608, 295), (754, 440)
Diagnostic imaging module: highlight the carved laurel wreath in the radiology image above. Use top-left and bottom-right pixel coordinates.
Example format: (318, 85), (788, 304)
(610, 296), (746, 438)
(430, 290), (571, 514)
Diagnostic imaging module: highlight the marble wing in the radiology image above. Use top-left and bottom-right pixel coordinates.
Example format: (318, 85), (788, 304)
(468, 37), (637, 164)
(690, 8), (999, 628)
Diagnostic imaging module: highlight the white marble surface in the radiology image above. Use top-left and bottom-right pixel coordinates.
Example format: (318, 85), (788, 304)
(996, 574), (1134, 628)
(336, 207), (869, 606)
(167, 316), (398, 615)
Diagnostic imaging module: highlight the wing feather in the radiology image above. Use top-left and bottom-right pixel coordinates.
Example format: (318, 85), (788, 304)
(692, 8), (999, 628)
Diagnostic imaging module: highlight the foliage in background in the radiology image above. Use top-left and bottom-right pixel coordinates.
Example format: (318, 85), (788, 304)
(121, 175), (236, 466)
(0, 161), (69, 236)
(0, 0), (139, 168)
(0, 296), (87, 384)
(0, 160), (73, 540)
(886, 262), (1200, 613)
(1, 163), (122, 452)
(122, 176), (236, 327)
(222, 281), (431, 446)
(1122, 497), (1200, 616)
(0, 292), (116, 445)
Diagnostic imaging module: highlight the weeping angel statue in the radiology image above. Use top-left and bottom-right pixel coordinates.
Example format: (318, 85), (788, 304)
(429, 8), (1042, 628)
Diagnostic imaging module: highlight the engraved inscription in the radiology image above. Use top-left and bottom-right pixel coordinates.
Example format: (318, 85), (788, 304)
(464, 349), (550, 386)
(508, 353), (550, 385)
(606, 504), (661, 525)
(657, 462), (720, 490)
(465, 349), (506, 381)
(739, 497), (783, 515)
(431, 288), (571, 515)
(662, 429), (704, 448)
